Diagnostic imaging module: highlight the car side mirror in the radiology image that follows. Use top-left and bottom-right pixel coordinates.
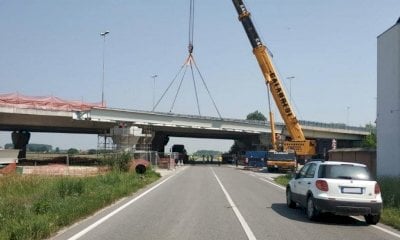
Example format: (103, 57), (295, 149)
(294, 172), (300, 179)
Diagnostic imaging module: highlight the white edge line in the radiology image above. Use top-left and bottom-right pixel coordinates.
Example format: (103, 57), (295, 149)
(371, 224), (400, 239)
(258, 177), (285, 190)
(254, 174), (400, 239)
(210, 167), (257, 240)
(67, 170), (181, 240)
(352, 216), (400, 239)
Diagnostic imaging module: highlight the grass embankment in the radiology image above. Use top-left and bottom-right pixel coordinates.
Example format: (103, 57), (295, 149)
(0, 170), (160, 240)
(379, 177), (400, 230)
(274, 174), (400, 230)
(274, 174), (291, 187)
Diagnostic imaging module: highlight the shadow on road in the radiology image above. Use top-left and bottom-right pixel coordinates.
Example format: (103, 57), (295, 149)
(271, 203), (369, 227)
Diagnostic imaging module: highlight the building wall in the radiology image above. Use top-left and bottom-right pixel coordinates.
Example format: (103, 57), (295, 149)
(329, 149), (376, 178)
(377, 21), (400, 176)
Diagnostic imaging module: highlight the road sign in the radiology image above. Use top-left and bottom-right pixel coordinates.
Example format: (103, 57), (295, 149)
(331, 139), (337, 150)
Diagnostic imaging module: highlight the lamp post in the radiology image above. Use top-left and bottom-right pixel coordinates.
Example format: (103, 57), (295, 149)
(151, 74), (158, 111)
(100, 31), (110, 107)
(286, 76), (295, 102)
(346, 106), (351, 126)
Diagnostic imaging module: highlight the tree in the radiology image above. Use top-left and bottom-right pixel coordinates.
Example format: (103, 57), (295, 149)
(88, 149), (97, 155)
(246, 110), (267, 121)
(192, 150), (221, 157)
(4, 143), (13, 149)
(361, 123), (376, 149)
(27, 144), (52, 152)
(67, 148), (79, 155)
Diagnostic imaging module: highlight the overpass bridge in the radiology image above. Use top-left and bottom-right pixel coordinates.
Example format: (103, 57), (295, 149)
(0, 105), (368, 157)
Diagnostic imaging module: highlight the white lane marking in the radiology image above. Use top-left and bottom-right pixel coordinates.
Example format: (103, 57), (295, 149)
(352, 216), (400, 239)
(258, 178), (285, 190)
(68, 169), (184, 240)
(211, 167), (257, 240)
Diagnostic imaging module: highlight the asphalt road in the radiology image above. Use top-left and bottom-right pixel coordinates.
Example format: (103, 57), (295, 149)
(51, 166), (400, 240)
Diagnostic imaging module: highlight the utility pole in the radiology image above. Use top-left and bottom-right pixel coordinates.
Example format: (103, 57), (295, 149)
(151, 74), (158, 111)
(100, 31), (110, 107)
(286, 76), (295, 103)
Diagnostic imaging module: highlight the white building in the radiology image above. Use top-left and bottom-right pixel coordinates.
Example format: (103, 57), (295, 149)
(377, 18), (400, 176)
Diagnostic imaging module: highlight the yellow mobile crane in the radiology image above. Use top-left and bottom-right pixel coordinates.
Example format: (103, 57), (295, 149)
(232, 0), (316, 158)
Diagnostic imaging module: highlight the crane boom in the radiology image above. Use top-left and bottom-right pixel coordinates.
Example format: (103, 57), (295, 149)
(232, 0), (315, 156)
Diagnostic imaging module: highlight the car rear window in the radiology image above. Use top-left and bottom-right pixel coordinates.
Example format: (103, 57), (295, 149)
(318, 164), (371, 180)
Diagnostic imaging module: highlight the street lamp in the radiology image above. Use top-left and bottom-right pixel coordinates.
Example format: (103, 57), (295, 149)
(346, 106), (351, 126)
(286, 76), (295, 102)
(100, 31), (110, 107)
(151, 74), (158, 111)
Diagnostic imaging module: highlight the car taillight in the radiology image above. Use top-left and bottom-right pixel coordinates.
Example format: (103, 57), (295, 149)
(375, 183), (381, 194)
(316, 180), (329, 192)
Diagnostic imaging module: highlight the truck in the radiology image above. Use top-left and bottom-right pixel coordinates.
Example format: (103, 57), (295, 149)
(266, 150), (296, 172)
(232, 0), (316, 166)
(245, 151), (267, 168)
(171, 144), (189, 164)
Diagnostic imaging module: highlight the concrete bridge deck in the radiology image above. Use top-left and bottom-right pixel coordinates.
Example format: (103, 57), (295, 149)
(0, 106), (368, 141)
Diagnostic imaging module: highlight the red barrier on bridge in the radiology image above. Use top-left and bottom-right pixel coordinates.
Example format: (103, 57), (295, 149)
(0, 93), (103, 111)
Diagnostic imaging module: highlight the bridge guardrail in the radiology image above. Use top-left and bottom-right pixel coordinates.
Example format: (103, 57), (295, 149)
(144, 109), (368, 132)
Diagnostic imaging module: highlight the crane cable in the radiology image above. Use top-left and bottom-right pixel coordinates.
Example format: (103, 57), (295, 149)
(192, 57), (222, 118)
(170, 65), (189, 112)
(187, 0), (201, 115)
(152, 64), (185, 111)
(186, 0), (222, 118)
(153, 0), (222, 119)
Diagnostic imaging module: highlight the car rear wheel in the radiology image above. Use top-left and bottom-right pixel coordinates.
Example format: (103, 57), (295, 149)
(286, 188), (296, 208)
(365, 214), (380, 225)
(306, 196), (319, 220)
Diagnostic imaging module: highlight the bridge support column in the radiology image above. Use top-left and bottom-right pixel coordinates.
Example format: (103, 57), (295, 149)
(135, 129), (155, 151)
(110, 126), (152, 151)
(151, 133), (169, 153)
(11, 130), (31, 159)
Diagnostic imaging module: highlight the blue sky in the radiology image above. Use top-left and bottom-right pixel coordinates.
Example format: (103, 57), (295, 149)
(1, 0), (399, 153)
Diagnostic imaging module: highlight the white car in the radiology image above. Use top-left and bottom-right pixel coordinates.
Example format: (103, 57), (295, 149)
(286, 160), (382, 224)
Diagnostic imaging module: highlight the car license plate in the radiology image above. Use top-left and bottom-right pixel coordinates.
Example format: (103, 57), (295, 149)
(341, 187), (362, 194)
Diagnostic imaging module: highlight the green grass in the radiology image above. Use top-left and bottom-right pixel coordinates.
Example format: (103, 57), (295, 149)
(378, 177), (400, 230)
(274, 174), (292, 187)
(0, 170), (160, 240)
(273, 174), (400, 230)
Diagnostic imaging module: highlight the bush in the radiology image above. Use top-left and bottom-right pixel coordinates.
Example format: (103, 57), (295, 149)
(378, 177), (400, 208)
(102, 152), (131, 172)
(57, 178), (85, 198)
(376, 177), (400, 230)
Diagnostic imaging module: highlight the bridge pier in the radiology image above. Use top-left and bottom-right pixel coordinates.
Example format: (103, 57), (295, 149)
(107, 126), (171, 153)
(109, 126), (153, 151)
(151, 133), (169, 153)
(11, 130), (31, 159)
(135, 129), (155, 151)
